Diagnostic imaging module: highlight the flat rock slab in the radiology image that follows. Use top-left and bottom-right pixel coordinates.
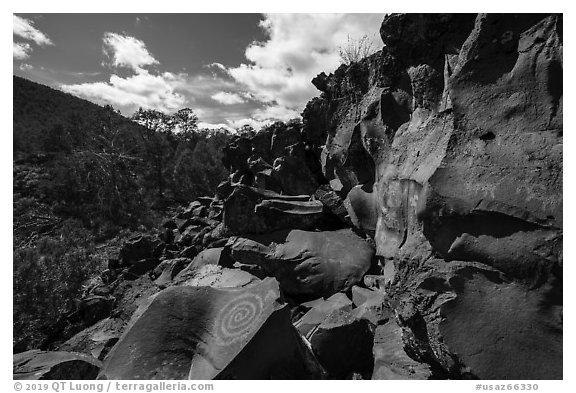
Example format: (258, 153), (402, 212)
(178, 264), (259, 289)
(295, 293), (353, 337)
(223, 185), (325, 234)
(14, 350), (102, 380)
(99, 278), (322, 379)
(58, 318), (125, 361)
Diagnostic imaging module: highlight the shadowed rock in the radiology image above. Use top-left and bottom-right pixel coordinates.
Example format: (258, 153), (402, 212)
(223, 185), (325, 235)
(372, 320), (433, 380)
(58, 318), (124, 361)
(295, 293), (353, 337)
(309, 308), (376, 379)
(392, 259), (562, 379)
(152, 258), (191, 287)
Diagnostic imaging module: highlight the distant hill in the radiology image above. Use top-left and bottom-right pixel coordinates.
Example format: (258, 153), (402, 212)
(13, 75), (232, 215)
(13, 76), (138, 157)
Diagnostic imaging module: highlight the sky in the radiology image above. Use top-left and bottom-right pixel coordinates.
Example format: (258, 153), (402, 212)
(12, 13), (385, 131)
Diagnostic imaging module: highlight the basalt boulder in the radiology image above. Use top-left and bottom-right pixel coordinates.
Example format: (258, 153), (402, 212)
(302, 13), (562, 380)
(222, 185), (326, 235)
(98, 278), (324, 380)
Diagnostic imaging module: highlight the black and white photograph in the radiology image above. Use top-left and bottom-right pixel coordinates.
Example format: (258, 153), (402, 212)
(8, 2), (567, 387)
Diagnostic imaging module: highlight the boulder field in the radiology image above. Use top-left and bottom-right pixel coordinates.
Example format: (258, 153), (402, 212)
(15, 13), (562, 380)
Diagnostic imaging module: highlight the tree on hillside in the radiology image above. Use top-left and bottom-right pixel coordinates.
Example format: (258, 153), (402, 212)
(51, 105), (145, 224)
(236, 124), (256, 137)
(130, 107), (232, 203)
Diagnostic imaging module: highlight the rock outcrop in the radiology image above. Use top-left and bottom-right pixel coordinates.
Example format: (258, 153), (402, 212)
(301, 13), (562, 379)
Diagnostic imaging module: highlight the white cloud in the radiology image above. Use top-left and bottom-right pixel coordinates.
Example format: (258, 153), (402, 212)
(19, 63), (34, 71)
(198, 122), (236, 133)
(60, 33), (184, 115)
(103, 32), (158, 72)
(211, 91), (246, 105)
(60, 69), (186, 114)
(13, 42), (31, 60)
(13, 15), (53, 46)
(226, 118), (272, 132)
(226, 13), (384, 119)
(253, 105), (300, 122)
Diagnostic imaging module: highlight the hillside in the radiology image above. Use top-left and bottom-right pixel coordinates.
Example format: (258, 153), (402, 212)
(14, 76), (131, 157)
(13, 76), (232, 350)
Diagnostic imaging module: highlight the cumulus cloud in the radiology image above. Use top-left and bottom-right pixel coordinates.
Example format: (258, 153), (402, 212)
(13, 42), (31, 60)
(19, 63), (34, 71)
(198, 122), (236, 133)
(103, 32), (158, 72)
(226, 13), (384, 118)
(61, 70), (186, 114)
(253, 105), (300, 122)
(211, 92), (246, 105)
(60, 33), (186, 115)
(13, 15), (53, 59)
(13, 15), (53, 46)
(226, 118), (271, 132)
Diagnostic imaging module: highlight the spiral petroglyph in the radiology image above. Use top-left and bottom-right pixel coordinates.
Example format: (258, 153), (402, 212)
(214, 292), (266, 345)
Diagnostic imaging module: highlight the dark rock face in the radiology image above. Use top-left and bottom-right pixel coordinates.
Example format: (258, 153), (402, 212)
(295, 293), (353, 337)
(223, 185), (326, 234)
(309, 308), (375, 379)
(302, 13), (562, 379)
(57, 318), (124, 361)
(372, 319), (432, 380)
(118, 235), (161, 266)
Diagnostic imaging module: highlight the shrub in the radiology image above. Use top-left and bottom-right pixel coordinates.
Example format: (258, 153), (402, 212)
(13, 219), (105, 349)
(338, 34), (377, 65)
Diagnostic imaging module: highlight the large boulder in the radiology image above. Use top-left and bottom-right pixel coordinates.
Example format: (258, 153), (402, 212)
(118, 235), (162, 266)
(58, 318), (124, 361)
(308, 307), (376, 378)
(176, 264), (259, 289)
(372, 319), (433, 380)
(14, 350), (101, 380)
(230, 229), (374, 298)
(151, 257), (191, 287)
(99, 278), (323, 379)
(222, 185), (326, 235)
